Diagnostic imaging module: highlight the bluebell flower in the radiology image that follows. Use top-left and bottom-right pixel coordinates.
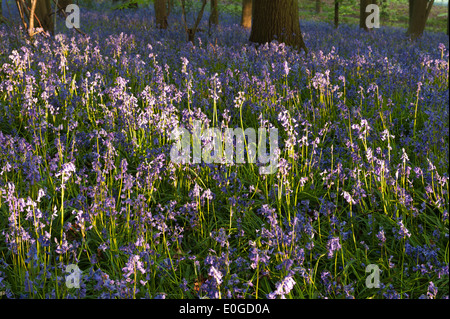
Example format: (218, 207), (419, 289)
(376, 228), (386, 246)
(326, 237), (341, 259)
(267, 275), (296, 299)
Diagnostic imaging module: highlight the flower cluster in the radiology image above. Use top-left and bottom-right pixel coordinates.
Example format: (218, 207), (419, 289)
(0, 6), (448, 299)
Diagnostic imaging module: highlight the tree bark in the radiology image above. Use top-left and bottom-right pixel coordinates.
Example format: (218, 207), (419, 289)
(315, 0), (321, 14)
(241, 0), (252, 29)
(56, 0), (72, 17)
(24, 0), (53, 34)
(29, 0), (37, 36)
(180, 0), (207, 42)
(167, 0), (173, 16)
(334, 0), (339, 28)
(209, 0), (218, 26)
(408, 0), (414, 32)
(57, 0), (72, 10)
(249, 0), (307, 54)
(154, 0), (168, 29)
(408, 0), (434, 39)
(360, 0), (375, 30)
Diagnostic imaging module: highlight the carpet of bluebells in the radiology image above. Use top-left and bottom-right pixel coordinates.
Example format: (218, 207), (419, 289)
(0, 7), (448, 299)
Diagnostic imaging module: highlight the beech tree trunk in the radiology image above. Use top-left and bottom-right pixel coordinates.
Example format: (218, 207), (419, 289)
(154, 0), (168, 29)
(57, 0), (72, 10)
(56, 0), (72, 17)
(167, 0), (173, 16)
(408, 0), (434, 39)
(408, 0), (413, 28)
(249, 0), (307, 53)
(316, 0), (322, 13)
(241, 0), (252, 29)
(360, 0), (377, 31)
(359, 0), (367, 30)
(334, 0), (339, 28)
(209, 0), (218, 26)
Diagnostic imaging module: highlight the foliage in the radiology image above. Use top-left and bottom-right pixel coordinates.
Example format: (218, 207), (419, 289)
(0, 5), (448, 299)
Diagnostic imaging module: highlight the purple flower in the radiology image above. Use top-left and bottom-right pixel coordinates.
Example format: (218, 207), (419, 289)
(208, 266), (223, 286)
(342, 191), (356, 205)
(427, 282), (438, 299)
(201, 189), (215, 201)
(55, 162), (76, 186)
(122, 255), (146, 279)
(414, 166), (423, 178)
(383, 285), (401, 299)
(233, 91), (246, 108)
(283, 60), (290, 76)
(180, 57), (189, 74)
(211, 228), (229, 247)
(376, 228), (386, 246)
(394, 220), (411, 240)
(190, 183), (203, 198)
(267, 275), (296, 299)
(326, 237), (341, 259)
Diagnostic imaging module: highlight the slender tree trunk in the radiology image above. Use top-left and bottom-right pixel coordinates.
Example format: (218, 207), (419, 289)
(315, 0), (321, 13)
(241, 0), (252, 29)
(249, 0), (307, 53)
(154, 0), (168, 29)
(209, 0), (218, 26)
(334, 0), (339, 28)
(167, 0), (173, 16)
(180, 0), (207, 42)
(29, 0), (37, 36)
(408, 0), (434, 39)
(360, 0), (369, 30)
(57, 0), (72, 10)
(408, 0), (414, 32)
(360, 0), (366, 29)
(24, 0), (53, 34)
(360, 0), (377, 30)
(57, 0), (72, 17)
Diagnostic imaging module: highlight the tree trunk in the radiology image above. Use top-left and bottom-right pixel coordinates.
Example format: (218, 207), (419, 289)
(408, 0), (434, 39)
(29, 0), (37, 36)
(57, 0), (72, 10)
(334, 0), (339, 28)
(154, 0), (168, 29)
(241, 0), (252, 29)
(180, 0), (207, 42)
(315, 0), (321, 14)
(209, 0), (218, 26)
(24, 0), (53, 34)
(56, 0), (72, 17)
(249, 0), (307, 54)
(408, 0), (414, 31)
(360, 0), (378, 30)
(167, 0), (173, 16)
